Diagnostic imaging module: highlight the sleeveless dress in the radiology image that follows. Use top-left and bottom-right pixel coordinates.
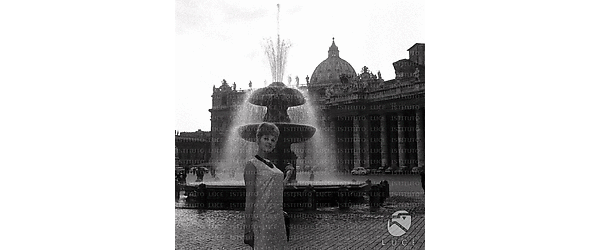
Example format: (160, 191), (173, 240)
(248, 157), (286, 250)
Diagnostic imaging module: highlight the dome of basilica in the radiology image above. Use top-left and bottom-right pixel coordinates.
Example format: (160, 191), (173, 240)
(309, 38), (357, 86)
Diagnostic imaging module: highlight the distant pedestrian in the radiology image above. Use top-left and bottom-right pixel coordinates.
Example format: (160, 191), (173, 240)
(175, 180), (180, 201)
(420, 169), (425, 191)
(196, 168), (204, 182)
(178, 171), (186, 184)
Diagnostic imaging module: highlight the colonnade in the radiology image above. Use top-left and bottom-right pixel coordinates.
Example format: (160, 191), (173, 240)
(328, 107), (424, 172)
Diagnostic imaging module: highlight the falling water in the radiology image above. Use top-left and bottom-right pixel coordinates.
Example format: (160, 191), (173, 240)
(288, 89), (340, 182)
(215, 90), (265, 182)
(215, 89), (340, 183)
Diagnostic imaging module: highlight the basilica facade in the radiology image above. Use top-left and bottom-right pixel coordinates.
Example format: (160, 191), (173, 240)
(175, 130), (212, 167)
(209, 40), (424, 173)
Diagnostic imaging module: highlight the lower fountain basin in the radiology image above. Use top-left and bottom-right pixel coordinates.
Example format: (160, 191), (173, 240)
(187, 180), (364, 188)
(238, 123), (316, 143)
(177, 181), (368, 211)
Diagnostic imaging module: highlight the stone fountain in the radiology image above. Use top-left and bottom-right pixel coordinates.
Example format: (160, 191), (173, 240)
(178, 80), (369, 210)
(238, 81), (315, 182)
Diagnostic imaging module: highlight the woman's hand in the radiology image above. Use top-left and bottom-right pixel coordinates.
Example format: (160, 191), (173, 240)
(244, 230), (254, 247)
(284, 165), (294, 184)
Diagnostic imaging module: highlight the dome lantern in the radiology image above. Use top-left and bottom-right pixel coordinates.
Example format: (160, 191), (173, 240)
(328, 37), (339, 58)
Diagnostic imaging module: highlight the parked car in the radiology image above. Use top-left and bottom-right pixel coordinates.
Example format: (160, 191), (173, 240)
(398, 165), (409, 173)
(371, 166), (385, 174)
(412, 166), (423, 174)
(385, 166), (401, 174)
(351, 167), (368, 175)
(192, 163), (217, 177)
(191, 166), (209, 173)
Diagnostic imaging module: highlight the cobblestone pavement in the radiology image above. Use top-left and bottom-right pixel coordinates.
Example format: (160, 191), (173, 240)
(176, 190), (424, 250)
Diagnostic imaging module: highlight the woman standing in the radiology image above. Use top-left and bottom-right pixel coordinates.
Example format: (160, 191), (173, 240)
(244, 122), (287, 249)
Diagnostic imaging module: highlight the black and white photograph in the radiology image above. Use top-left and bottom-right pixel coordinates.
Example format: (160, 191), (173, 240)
(175, 1), (424, 249)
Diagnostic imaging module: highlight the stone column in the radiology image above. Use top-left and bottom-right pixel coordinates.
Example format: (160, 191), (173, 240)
(329, 120), (337, 171)
(353, 116), (361, 170)
(397, 112), (407, 167)
(341, 119), (349, 171)
(380, 114), (388, 168)
(416, 107), (425, 169)
(361, 116), (370, 169)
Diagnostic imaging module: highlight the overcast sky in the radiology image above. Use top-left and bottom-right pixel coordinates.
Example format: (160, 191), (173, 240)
(174, 0), (423, 132)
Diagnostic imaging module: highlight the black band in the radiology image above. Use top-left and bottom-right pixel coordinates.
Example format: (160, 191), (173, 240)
(255, 155), (275, 168)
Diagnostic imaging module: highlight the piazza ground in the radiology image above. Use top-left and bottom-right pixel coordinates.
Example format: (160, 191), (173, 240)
(176, 173), (424, 249)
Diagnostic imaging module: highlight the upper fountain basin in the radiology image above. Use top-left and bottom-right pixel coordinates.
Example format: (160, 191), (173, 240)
(248, 82), (305, 107)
